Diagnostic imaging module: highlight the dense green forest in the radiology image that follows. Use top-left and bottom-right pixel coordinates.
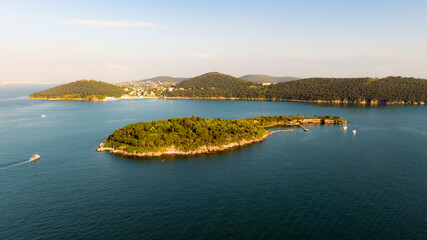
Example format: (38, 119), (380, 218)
(267, 77), (427, 103)
(29, 79), (126, 99)
(166, 72), (265, 98)
(103, 115), (346, 154)
(104, 116), (267, 153)
(30, 74), (427, 103)
(165, 74), (427, 103)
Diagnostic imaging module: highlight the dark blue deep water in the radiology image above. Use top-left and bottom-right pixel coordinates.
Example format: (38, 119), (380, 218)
(0, 86), (426, 239)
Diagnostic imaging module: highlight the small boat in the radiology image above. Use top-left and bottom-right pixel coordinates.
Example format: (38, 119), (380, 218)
(342, 126), (348, 130)
(41, 115), (46, 118)
(29, 154), (40, 161)
(352, 130), (357, 135)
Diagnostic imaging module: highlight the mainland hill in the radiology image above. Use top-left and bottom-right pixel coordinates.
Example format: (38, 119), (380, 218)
(240, 74), (299, 83)
(116, 76), (187, 89)
(29, 79), (126, 101)
(166, 72), (265, 99)
(165, 74), (427, 104)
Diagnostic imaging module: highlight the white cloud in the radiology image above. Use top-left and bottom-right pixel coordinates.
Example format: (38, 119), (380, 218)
(189, 52), (218, 60)
(63, 19), (158, 28)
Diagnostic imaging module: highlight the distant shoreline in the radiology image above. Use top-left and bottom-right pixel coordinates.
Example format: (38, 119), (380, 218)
(28, 96), (425, 105)
(29, 95), (426, 105)
(28, 96), (154, 102)
(162, 96), (426, 105)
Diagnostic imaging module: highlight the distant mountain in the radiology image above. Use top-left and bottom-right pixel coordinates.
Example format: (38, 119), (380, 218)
(165, 72), (264, 98)
(240, 74), (299, 83)
(29, 79), (126, 101)
(177, 72), (251, 88)
(116, 76), (187, 88)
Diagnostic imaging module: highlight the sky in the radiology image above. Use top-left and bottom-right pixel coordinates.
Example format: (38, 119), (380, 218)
(0, 0), (426, 84)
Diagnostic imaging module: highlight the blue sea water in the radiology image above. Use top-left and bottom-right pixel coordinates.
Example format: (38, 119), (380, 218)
(0, 85), (426, 239)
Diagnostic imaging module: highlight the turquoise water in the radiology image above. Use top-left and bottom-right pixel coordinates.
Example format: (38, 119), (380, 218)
(0, 86), (426, 239)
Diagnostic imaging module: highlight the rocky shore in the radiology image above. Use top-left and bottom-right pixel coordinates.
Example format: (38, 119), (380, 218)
(97, 129), (293, 157)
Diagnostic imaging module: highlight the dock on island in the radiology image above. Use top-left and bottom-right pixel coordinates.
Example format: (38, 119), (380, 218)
(269, 129), (293, 134)
(298, 125), (309, 132)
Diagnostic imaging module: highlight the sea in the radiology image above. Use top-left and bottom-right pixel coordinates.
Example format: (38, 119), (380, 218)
(0, 85), (426, 239)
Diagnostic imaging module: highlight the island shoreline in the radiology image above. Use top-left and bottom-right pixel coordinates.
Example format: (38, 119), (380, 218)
(97, 116), (347, 158)
(97, 129), (294, 158)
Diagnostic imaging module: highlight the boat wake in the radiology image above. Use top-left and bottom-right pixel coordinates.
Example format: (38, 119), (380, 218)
(0, 96), (27, 102)
(0, 160), (32, 170)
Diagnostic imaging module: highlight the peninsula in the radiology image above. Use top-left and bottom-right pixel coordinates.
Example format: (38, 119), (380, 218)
(97, 115), (347, 157)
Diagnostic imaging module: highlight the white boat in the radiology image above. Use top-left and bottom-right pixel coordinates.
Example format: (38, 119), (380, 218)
(41, 115), (46, 118)
(352, 130), (357, 135)
(342, 126), (347, 130)
(29, 154), (40, 161)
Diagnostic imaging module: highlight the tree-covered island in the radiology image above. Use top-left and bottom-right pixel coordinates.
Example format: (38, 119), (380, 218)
(97, 115), (347, 157)
(29, 79), (126, 101)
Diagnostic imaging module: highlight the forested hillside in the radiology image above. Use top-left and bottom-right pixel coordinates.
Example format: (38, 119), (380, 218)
(266, 77), (427, 103)
(167, 72), (265, 98)
(166, 74), (426, 104)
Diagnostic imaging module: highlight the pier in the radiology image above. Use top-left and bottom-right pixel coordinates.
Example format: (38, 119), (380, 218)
(269, 129), (293, 134)
(298, 125), (309, 132)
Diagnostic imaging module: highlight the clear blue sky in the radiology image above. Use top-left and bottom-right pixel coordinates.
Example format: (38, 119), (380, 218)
(1, 0), (426, 84)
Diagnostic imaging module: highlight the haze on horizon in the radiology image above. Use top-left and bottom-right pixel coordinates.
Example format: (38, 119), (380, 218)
(1, 0), (426, 85)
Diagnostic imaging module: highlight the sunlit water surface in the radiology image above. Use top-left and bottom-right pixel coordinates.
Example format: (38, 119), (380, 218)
(0, 85), (426, 239)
